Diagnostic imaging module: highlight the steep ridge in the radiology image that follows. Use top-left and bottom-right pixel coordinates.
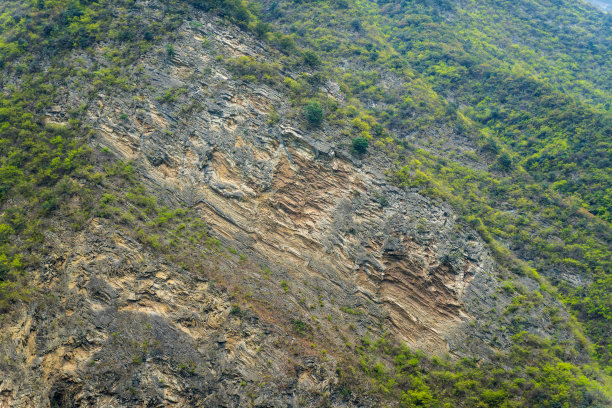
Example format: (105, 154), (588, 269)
(48, 10), (496, 357)
(0, 0), (610, 406)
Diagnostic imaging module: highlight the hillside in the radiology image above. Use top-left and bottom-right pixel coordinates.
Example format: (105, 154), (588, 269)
(0, 0), (610, 407)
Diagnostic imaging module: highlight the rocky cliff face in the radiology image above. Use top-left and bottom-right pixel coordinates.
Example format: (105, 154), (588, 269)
(0, 6), (581, 408)
(74, 13), (496, 354)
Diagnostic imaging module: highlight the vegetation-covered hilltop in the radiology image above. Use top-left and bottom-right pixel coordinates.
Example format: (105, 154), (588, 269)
(0, 0), (610, 406)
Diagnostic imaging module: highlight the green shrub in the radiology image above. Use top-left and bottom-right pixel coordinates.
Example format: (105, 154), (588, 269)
(278, 35), (296, 53)
(303, 50), (321, 67)
(304, 101), (323, 126)
(352, 137), (368, 154)
(291, 319), (307, 334)
(254, 21), (271, 38)
(166, 44), (175, 58)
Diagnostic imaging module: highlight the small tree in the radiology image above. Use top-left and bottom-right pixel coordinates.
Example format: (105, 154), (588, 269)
(254, 21), (270, 38)
(278, 35), (296, 53)
(303, 50), (321, 67)
(352, 137), (369, 154)
(497, 152), (512, 170)
(166, 44), (175, 58)
(304, 101), (323, 126)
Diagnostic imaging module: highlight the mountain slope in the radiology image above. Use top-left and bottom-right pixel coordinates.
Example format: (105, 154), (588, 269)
(0, 0), (610, 407)
(257, 0), (612, 366)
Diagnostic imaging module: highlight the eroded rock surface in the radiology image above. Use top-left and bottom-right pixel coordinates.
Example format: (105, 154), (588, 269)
(65, 16), (493, 354)
(0, 7), (576, 408)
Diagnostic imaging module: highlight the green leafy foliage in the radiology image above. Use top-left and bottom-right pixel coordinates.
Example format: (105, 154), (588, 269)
(258, 0), (611, 370)
(302, 50), (321, 67)
(189, 0), (253, 26)
(304, 100), (323, 126)
(0, 0), (610, 404)
(227, 56), (281, 84)
(352, 137), (369, 154)
(338, 333), (610, 407)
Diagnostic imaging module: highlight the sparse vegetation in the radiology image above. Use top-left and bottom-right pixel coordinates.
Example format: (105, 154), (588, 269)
(351, 137), (368, 155)
(0, 0), (610, 405)
(304, 100), (323, 126)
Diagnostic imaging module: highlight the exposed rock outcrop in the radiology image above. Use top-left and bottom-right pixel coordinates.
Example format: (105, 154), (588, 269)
(0, 7), (578, 408)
